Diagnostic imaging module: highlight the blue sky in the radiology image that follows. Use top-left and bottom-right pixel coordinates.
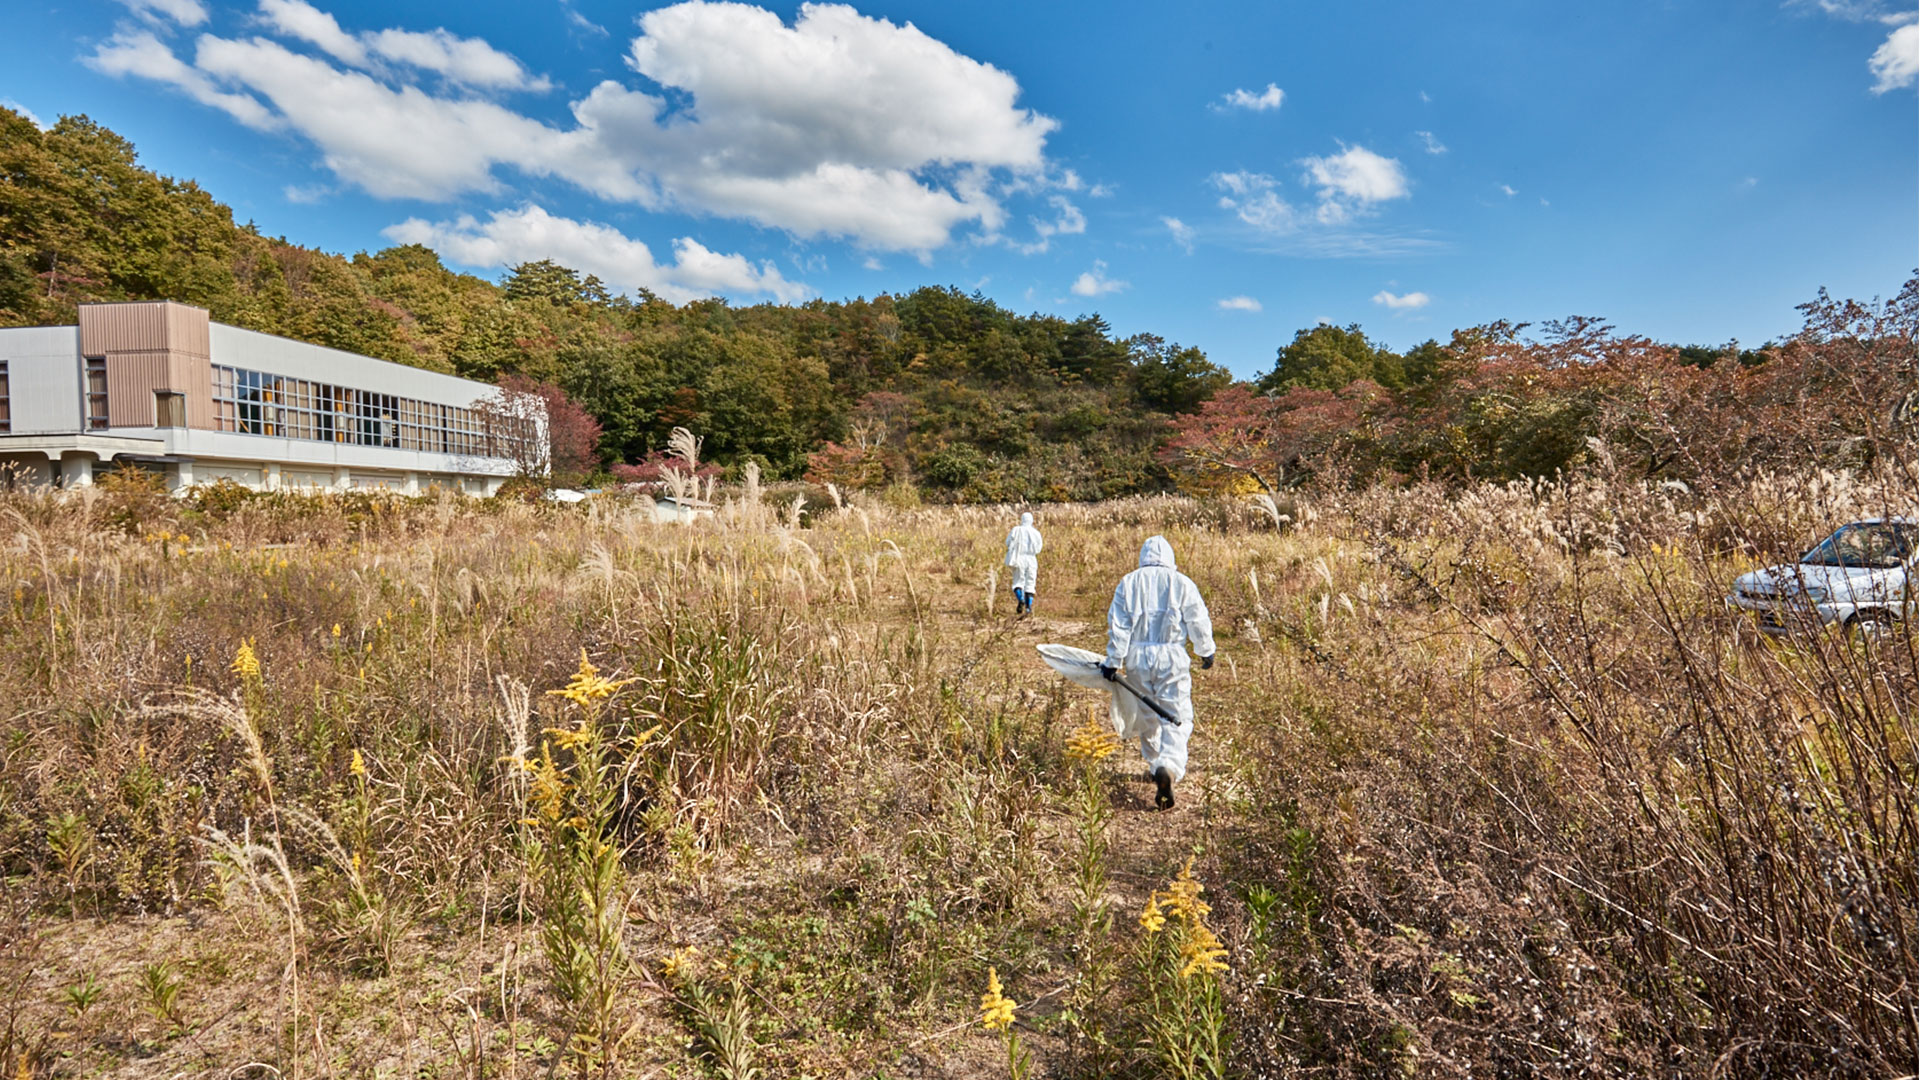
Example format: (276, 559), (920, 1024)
(2, 0), (1914, 377)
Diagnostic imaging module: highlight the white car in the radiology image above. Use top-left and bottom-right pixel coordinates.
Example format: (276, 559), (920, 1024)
(1727, 516), (1915, 638)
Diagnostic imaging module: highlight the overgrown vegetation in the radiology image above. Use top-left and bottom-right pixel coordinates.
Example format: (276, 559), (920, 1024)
(0, 448), (1911, 1075)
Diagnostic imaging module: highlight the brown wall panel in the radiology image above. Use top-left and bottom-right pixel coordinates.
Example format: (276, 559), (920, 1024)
(78, 302), (213, 429)
(103, 350), (169, 426)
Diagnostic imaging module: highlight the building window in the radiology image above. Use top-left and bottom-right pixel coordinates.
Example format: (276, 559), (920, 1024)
(155, 391), (186, 427)
(85, 357), (108, 430)
(207, 362), (531, 462)
(0, 360), (9, 433)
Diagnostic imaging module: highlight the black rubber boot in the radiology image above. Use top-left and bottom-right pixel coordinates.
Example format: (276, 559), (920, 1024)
(1153, 767), (1174, 810)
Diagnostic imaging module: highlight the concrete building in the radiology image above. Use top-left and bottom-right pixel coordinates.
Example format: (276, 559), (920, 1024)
(0, 301), (537, 495)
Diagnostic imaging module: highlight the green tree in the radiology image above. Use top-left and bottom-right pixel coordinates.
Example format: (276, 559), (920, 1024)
(1258, 323), (1405, 392)
(1129, 334), (1232, 413)
(504, 260), (597, 306)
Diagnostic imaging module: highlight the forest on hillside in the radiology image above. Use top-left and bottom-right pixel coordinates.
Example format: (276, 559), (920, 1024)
(3, 107), (1912, 499)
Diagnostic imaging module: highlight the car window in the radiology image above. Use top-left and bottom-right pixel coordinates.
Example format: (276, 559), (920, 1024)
(1801, 523), (1915, 570)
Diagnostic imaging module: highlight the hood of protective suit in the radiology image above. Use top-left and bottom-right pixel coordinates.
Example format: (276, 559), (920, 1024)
(1020, 512), (1034, 527)
(1139, 535), (1176, 570)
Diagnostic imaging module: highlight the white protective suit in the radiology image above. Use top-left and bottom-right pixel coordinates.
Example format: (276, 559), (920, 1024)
(1005, 513), (1043, 595)
(1106, 536), (1215, 783)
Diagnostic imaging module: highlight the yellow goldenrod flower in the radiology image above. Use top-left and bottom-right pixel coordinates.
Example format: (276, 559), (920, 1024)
(529, 742), (566, 822)
(331, 623), (342, 638)
(1139, 895), (1167, 935)
(230, 638), (261, 681)
(1064, 710), (1121, 763)
(350, 748), (366, 778)
(350, 851), (362, 875)
(544, 722), (594, 751)
(661, 945), (699, 980)
(1162, 857), (1210, 921)
(978, 967), (1016, 1031)
(1178, 921), (1230, 978)
(547, 648), (637, 707)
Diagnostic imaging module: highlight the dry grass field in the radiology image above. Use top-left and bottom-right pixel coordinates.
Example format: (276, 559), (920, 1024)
(0, 466), (1912, 1079)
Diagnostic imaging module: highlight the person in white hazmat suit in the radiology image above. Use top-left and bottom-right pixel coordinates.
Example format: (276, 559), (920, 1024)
(1099, 535), (1215, 809)
(1005, 512), (1043, 616)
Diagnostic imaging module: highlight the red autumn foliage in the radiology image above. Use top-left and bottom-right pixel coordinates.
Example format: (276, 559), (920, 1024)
(481, 375), (604, 485)
(1162, 278), (1917, 492)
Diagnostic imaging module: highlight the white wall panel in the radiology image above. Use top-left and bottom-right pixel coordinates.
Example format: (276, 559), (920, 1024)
(0, 327), (81, 434)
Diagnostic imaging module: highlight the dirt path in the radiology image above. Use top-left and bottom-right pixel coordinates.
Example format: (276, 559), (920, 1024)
(991, 610), (1241, 930)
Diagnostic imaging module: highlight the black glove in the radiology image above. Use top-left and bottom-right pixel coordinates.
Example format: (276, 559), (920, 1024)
(1099, 663), (1119, 682)
(1200, 654), (1214, 670)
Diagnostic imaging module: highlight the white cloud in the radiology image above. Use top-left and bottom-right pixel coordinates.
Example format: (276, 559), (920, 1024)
(91, 0), (1059, 252)
(1, 99), (45, 129)
(86, 30), (278, 129)
(1299, 144), (1409, 223)
(1087, 182), (1114, 198)
(597, 1), (1055, 248)
(560, 0), (608, 37)
(1217, 296), (1262, 312)
(193, 36), (557, 198)
(115, 0), (208, 26)
(1162, 216), (1195, 253)
(1791, 1), (1919, 92)
(1015, 194), (1085, 254)
(1211, 170), (1300, 232)
(861, 256), (883, 270)
(628, 3), (1050, 172)
(283, 182), (332, 203)
(1498, 183), (1518, 196)
(384, 204), (809, 304)
(1372, 289), (1430, 310)
(1870, 22), (1919, 91)
(255, 0), (549, 91)
(366, 27), (551, 91)
(1790, 0), (1913, 23)
(1069, 260), (1127, 298)
(1415, 130), (1446, 154)
(1208, 171), (1441, 256)
(1215, 82), (1283, 112)
(257, 0), (366, 65)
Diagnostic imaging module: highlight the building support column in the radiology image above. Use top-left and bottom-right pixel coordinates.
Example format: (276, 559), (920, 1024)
(60, 452), (95, 488)
(403, 471), (420, 496)
(265, 462), (283, 492)
(333, 467), (351, 492)
(172, 459), (194, 492)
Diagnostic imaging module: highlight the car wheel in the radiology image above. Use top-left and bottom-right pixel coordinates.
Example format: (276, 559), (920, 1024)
(1845, 610), (1895, 644)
